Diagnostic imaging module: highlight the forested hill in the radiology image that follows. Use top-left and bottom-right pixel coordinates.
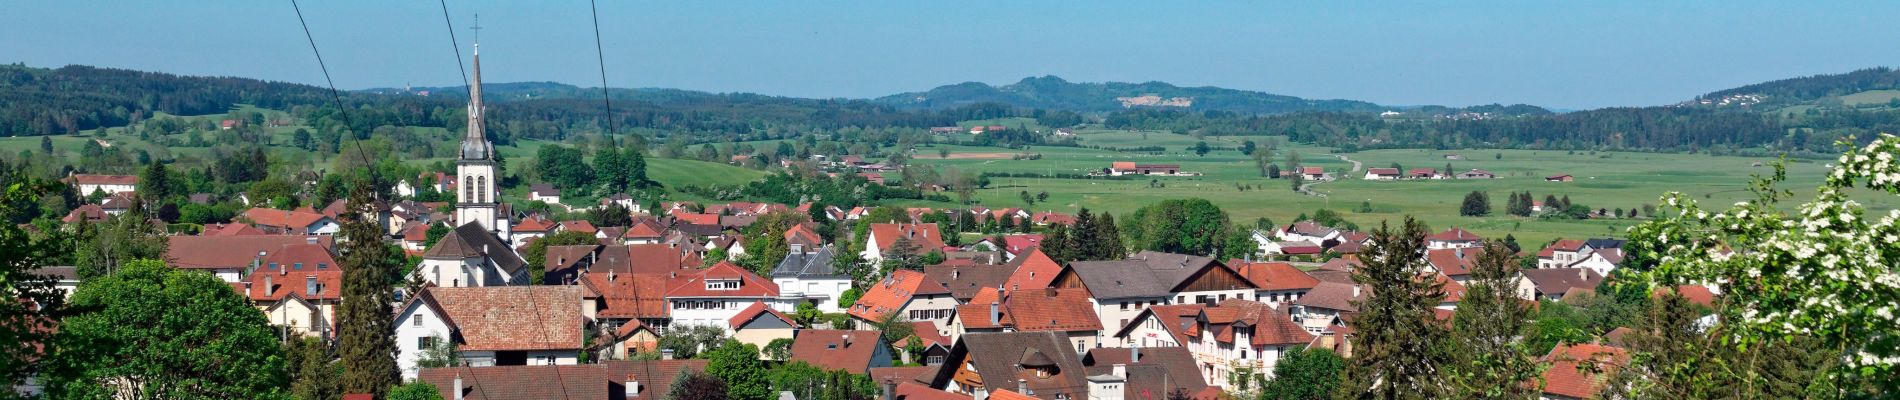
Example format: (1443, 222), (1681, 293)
(1694, 67), (1900, 108)
(0, 63), (395, 137)
(872, 75), (1390, 114)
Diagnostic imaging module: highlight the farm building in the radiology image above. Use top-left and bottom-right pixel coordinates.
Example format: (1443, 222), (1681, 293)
(1363, 168), (1401, 180)
(1107, 161), (1181, 176)
(1407, 168), (1443, 179)
(1456, 169), (1498, 179)
(1546, 174), (1574, 182)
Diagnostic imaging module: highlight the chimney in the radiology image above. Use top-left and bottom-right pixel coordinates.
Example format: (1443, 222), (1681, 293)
(661, 348), (675, 360)
(609, 270), (617, 282)
(881, 380), (896, 400)
(265, 276), (273, 294)
(1579, 268), (1589, 281)
(1131, 343), (1140, 363)
(989, 302), (1000, 325)
(1112, 363), (1127, 378)
(843, 333), (852, 347)
(453, 374), (465, 400)
(306, 276), (317, 296)
(306, 236), (318, 245)
(625, 374), (641, 398)
(1352, 285), (1362, 298)
(1017, 379), (1027, 395)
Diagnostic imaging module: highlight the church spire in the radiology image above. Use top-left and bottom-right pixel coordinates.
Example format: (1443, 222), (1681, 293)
(459, 42), (492, 160)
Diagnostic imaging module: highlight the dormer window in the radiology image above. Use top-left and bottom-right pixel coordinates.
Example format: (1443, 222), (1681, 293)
(705, 279), (740, 290)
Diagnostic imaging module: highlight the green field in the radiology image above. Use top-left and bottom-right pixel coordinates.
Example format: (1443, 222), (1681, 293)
(910, 130), (1897, 246)
(1839, 89), (1900, 106)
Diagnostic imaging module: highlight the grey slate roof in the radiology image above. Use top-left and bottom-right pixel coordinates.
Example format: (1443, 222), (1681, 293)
(1063, 251), (1228, 300)
(1584, 238), (1626, 250)
(1520, 268), (1604, 297)
(422, 221), (528, 274)
(771, 246), (843, 279)
(929, 332), (1088, 399)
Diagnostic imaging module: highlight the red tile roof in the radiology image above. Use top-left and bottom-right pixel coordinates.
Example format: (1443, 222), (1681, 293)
(240, 208), (331, 233)
(556, 220), (598, 234)
(1231, 261), (1320, 291)
(61, 204), (108, 223)
(579, 272), (669, 320)
(869, 223), (946, 256)
(1426, 227), (1482, 243)
(1002, 247), (1062, 291)
(999, 234), (1043, 255)
(729, 301), (799, 330)
(664, 261), (778, 298)
(1367, 167), (1400, 175)
(788, 330), (886, 374)
(242, 244), (343, 301)
(958, 288), (1102, 332)
(204, 223), (266, 236)
(1655, 284), (1717, 308)
(1301, 166), (1325, 175)
(672, 212), (719, 226)
(167, 235), (334, 270)
(425, 286), (586, 351)
(1201, 299), (1315, 346)
(848, 270), (948, 321)
(784, 224), (824, 247)
(1425, 247), (1483, 276)
(1540, 343), (1627, 399)
(513, 216), (556, 233)
(1538, 239), (1587, 258)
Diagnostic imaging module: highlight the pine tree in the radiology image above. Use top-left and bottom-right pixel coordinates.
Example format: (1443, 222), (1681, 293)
(1335, 217), (1452, 399)
(1068, 208), (1098, 259)
(1092, 212), (1125, 260)
(336, 182), (399, 398)
(1043, 224), (1074, 263)
(1447, 240), (1542, 399)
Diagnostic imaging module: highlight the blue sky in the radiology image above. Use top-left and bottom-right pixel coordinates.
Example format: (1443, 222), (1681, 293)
(2, 1), (1893, 110)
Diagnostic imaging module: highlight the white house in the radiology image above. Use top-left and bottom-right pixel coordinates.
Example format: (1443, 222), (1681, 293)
(861, 223), (945, 266)
(1054, 251), (1258, 335)
(665, 261), (790, 332)
(529, 183), (562, 205)
(394, 286), (587, 380)
(771, 246), (852, 313)
(1180, 299), (1315, 384)
(64, 174), (138, 197)
(1363, 168), (1401, 180)
(846, 269), (958, 332)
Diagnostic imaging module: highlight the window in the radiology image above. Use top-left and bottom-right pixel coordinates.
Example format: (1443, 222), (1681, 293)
(293, 263), (302, 270)
(414, 315), (424, 327)
(1120, 302), (1128, 310)
(317, 263), (327, 270)
(418, 336), (437, 350)
(268, 262), (279, 270)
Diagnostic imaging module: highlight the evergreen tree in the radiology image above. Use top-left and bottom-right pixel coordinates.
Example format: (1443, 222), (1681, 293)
(1042, 224), (1074, 263)
(289, 338), (343, 400)
(1335, 216), (1451, 399)
(1504, 191), (1523, 216)
(335, 182), (399, 398)
(627, 147), (655, 189)
(139, 161), (175, 204)
(1091, 212), (1125, 260)
(1067, 208), (1098, 259)
(1543, 195), (1561, 213)
(1447, 240), (1542, 399)
(39, 135), (53, 155)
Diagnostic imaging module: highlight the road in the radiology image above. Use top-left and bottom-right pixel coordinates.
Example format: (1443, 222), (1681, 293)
(1295, 153), (1361, 197)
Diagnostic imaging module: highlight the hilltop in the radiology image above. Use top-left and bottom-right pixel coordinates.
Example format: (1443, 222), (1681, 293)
(872, 75), (1392, 114)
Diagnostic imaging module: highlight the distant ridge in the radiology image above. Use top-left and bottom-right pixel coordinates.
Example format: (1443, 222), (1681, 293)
(871, 75), (1390, 114)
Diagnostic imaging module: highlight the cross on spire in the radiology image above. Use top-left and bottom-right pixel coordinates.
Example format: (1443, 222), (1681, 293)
(470, 13), (483, 45)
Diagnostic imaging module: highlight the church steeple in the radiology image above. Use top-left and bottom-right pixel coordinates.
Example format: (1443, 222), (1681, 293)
(459, 44), (492, 161)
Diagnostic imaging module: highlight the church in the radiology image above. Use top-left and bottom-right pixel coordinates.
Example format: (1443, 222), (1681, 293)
(419, 44), (528, 288)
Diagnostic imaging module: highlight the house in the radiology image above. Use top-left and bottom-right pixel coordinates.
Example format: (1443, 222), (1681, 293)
(509, 215), (556, 245)
(784, 223), (825, 251)
(924, 262), (1016, 303)
(578, 270), (671, 339)
(1456, 169), (1498, 179)
(1181, 299), (1315, 384)
(417, 222), (530, 287)
(240, 208), (339, 235)
(1288, 282), (1365, 334)
(665, 261), (787, 332)
(1539, 343), (1627, 400)
(1110, 304), (1203, 348)
(620, 219), (666, 245)
(1258, 240), (1324, 257)
(555, 220), (600, 237)
(1299, 166), (1328, 180)
(1273, 221), (1341, 244)
(1425, 227), (1483, 249)
(98, 192), (135, 215)
(1407, 168), (1444, 179)
(528, 183), (561, 205)
(64, 174), (138, 196)
(1546, 174), (1575, 182)
(1079, 346), (1212, 400)
(863, 223), (946, 266)
(394, 286), (587, 379)
(598, 193), (638, 212)
(167, 235), (334, 282)
(926, 331), (1090, 399)
(1002, 247), (1062, 292)
(1363, 167), (1401, 180)
(952, 287), (1104, 355)
(601, 320), (660, 360)
(1520, 268), (1605, 301)
(1054, 251), (1257, 334)
(891, 321), (954, 365)
(1030, 211), (1076, 226)
(1230, 261), (1320, 308)
(1425, 247), (1483, 283)
(1537, 239), (1590, 269)
(847, 269), (957, 332)
(28, 266), (80, 300)
(1053, 128), (1074, 136)
(996, 234), (1043, 259)
(220, 119), (238, 130)
(240, 243), (343, 338)
(772, 246), (852, 313)
(1106, 162), (1181, 176)
(788, 330), (893, 374)
(729, 301), (800, 352)
(61, 204), (108, 224)
(415, 360), (708, 400)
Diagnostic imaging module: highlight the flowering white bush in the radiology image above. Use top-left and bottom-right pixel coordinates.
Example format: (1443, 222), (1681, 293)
(1628, 134), (1900, 383)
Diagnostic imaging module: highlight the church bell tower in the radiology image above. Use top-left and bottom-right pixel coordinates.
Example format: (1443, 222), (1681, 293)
(455, 43), (499, 232)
